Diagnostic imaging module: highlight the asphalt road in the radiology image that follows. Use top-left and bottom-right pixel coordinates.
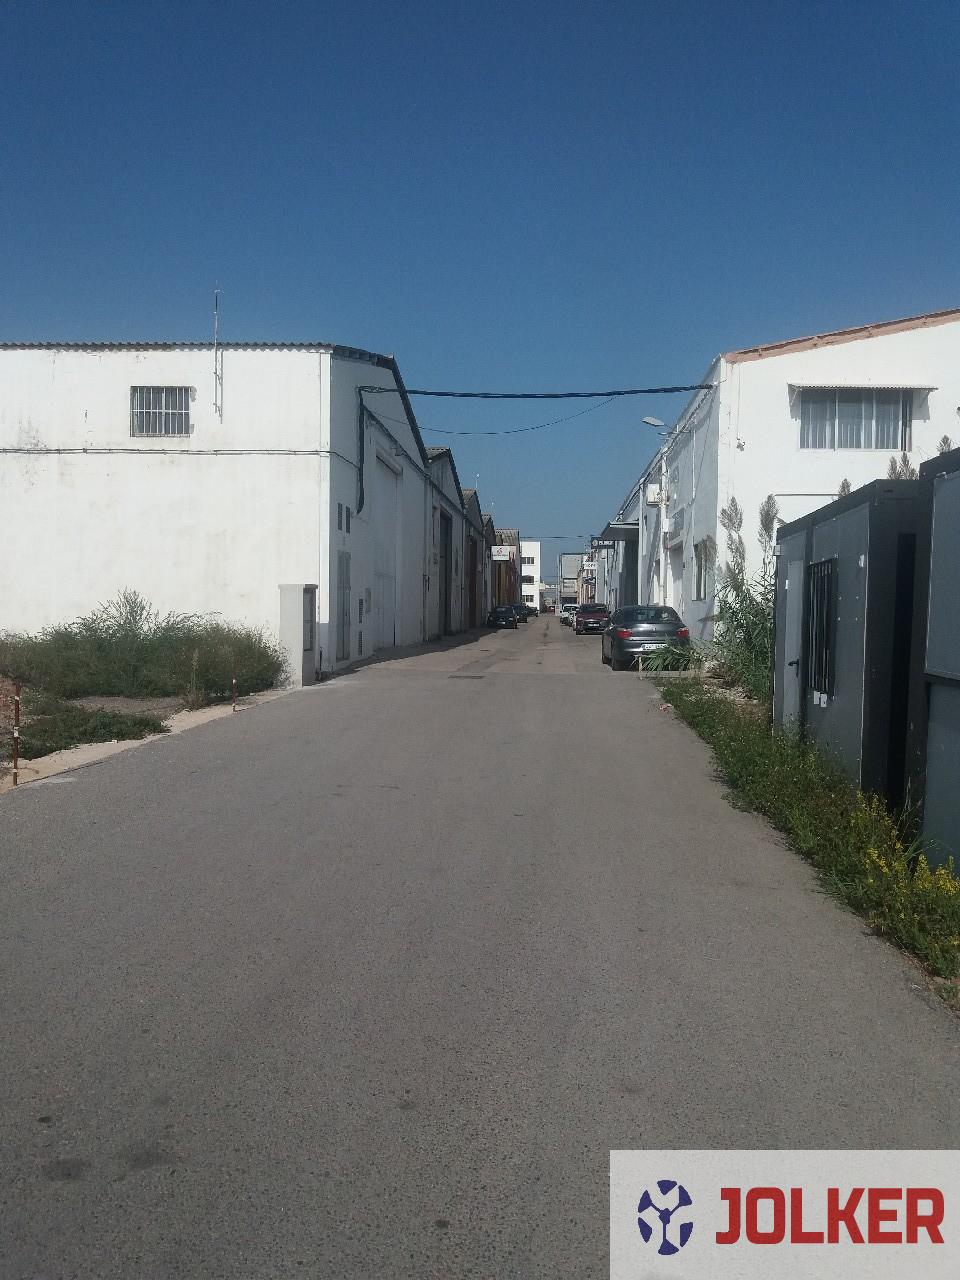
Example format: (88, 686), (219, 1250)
(2, 617), (958, 1278)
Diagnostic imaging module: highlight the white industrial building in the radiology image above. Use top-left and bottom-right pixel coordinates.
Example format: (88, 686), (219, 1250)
(600, 308), (960, 637)
(520, 539), (541, 612)
(0, 340), (486, 680)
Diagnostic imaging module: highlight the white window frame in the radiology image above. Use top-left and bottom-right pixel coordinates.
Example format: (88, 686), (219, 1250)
(130, 386), (192, 437)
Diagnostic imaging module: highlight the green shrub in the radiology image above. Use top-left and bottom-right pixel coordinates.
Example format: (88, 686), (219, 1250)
(659, 679), (960, 979)
(0, 590), (287, 704)
(641, 642), (701, 673)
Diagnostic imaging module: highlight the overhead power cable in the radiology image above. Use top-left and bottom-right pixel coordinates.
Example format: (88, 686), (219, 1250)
(362, 383), (713, 400)
(421, 397), (617, 436)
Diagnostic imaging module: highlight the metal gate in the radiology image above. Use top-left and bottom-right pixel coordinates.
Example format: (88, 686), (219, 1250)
(336, 551), (351, 661)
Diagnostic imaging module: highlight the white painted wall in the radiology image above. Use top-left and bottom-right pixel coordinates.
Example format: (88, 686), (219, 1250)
(0, 347), (325, 647)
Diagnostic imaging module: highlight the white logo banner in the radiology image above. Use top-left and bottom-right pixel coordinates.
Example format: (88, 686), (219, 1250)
(611, 1150), (959, 1278)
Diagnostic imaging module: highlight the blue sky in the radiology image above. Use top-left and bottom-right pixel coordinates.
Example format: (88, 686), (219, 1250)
(3, 0), (958, 570)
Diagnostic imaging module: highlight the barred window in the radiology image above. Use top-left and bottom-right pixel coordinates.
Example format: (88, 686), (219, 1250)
(807, 558), (837, 698)
(130, 386), (191, 437)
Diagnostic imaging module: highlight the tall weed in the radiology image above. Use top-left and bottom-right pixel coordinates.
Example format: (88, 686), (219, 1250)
(0, 589), (287, 704)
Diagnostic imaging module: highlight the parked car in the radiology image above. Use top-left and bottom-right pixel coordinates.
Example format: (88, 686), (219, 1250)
(509, 603), (528, 623)
(524, 604), (539, 618)
(487, 605), (518, 629)
(574, 603), (610, 634)
(601, 605), (690, 670)
(560, 603), (577, 626)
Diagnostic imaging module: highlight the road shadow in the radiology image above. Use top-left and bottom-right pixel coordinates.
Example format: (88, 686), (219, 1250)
(322, 626), (511, 680)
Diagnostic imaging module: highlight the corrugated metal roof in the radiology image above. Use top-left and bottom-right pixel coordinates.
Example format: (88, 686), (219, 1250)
(0, 340), (389, 362)
(726, 307), (960, 363)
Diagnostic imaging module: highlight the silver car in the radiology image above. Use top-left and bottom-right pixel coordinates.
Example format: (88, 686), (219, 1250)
(601, 606), (690, 670)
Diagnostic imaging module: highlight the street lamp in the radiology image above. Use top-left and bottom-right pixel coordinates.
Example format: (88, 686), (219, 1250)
(642, 417), (669, 606)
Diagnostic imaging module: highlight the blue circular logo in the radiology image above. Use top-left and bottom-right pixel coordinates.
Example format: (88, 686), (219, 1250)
(637, 1179), (694, 1255)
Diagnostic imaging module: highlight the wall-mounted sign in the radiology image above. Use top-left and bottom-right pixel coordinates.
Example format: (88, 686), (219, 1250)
(591, 538), (615, 550)
(491, 545), (512, 561)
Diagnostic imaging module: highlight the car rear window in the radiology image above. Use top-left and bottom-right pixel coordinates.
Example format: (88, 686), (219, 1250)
(579, 605), (608, 614)
(616, 607), (681, 623)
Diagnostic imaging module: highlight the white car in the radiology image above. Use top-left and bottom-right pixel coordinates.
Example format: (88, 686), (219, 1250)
(560, 603), (578, 626)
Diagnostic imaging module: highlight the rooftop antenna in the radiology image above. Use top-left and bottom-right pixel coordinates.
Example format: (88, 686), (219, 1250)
(213, 288), (223, 419)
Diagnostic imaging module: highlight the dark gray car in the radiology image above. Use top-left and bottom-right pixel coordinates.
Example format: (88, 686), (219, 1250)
(601, 605), (690, 670)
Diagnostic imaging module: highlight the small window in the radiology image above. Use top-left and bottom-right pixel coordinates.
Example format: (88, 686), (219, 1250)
(522, 556), (534, 565)
(358, 598), (364, 624)
(799, 389), (912, 451)
(346, 507), (351, 533)
(522, 574), (535, 584)
(337, 503), (343, 531)
(130, 386), (191, 436)
(807, 559), (836, 698)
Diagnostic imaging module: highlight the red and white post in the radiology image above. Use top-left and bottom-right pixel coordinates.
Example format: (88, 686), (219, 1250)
(12, 681), (21, 787)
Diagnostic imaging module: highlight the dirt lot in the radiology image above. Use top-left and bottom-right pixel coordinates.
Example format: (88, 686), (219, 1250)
(72, 694), (184, 718)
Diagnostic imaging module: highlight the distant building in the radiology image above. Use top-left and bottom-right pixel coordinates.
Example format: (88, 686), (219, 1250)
(426, 446), (466, 637)
(520, 540), (541, 611)
(461, 489), (488, 628)
(492, 528), (522, 605)
(481, 513), (497, 615)
(558, 552), (581, 612)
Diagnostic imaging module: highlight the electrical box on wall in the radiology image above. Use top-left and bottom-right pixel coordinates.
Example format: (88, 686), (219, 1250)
(645, 483), (662, 506)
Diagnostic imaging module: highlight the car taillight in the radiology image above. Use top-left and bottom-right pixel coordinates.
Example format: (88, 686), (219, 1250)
(615, 628), (632, 639)
(676, 627), (690, 639)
